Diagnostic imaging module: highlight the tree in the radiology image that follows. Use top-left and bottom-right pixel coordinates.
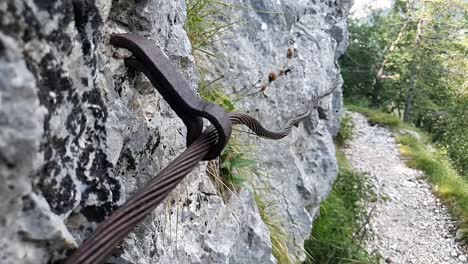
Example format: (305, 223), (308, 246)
(341, 0), (468, 176)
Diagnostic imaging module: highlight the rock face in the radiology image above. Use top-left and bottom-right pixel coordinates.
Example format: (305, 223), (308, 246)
(0, 0), (351, 263)
(207, 0), (352, 260)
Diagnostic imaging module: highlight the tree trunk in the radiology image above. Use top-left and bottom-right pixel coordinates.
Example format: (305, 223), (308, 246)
(403, 19), (423, 122)
(403, 71), (417, 122)
(371, 22), (409, 107)
(371, 69), (384, 107)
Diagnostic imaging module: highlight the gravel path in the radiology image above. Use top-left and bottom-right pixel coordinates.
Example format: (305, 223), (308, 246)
(342, 112), (467, 264)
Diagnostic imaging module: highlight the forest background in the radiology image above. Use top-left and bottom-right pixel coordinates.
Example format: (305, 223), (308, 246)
(341, 0), (467, 177)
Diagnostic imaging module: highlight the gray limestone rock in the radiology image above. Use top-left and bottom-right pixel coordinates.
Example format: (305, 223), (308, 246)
(207, 0), (352, 260)
(0, 0), (351, 263)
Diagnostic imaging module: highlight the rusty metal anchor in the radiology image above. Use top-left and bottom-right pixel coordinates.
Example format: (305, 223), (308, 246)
(110, 33), (232, 160)
(65, 33), (312, 264)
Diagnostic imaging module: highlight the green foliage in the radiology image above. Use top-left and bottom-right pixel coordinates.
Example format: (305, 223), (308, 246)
(185, 0), (240, 113)
(304, 150), (379, 264)
(342, 0), (467, 115)
(255, 193), (297, 264)
(185, 1), (250, 191)
(341, 12), (404, 104)
(341, 0), (468, 177)
(199, 77), (247, 193)
(219, 141), (256, 188)
(440, 95), (468, 177)
(335, 113), (354, 146)
(206, 137), (257, 197)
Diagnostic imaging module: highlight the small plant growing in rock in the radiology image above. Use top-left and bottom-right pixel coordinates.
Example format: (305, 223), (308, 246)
(254, 191), (297, 264)
(185, 0), (237, 56)
(207, 137), (256, 198)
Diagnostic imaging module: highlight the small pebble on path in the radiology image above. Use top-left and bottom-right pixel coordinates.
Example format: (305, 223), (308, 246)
(343, 112), (468, 264)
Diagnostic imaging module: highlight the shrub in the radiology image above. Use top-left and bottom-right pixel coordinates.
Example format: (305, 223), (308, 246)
(335, 113), (354, 146)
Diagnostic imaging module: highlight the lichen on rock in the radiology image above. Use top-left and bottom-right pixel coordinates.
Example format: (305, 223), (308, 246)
(0, 0), (352, 263)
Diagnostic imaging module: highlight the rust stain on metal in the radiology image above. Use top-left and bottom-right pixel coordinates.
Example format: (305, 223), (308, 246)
(110, 33), (232, 160)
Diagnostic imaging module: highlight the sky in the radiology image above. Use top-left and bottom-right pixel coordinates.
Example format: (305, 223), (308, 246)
(350, 0), (395, 21)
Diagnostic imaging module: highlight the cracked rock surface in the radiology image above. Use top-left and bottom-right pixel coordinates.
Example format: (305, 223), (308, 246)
(208, 0), (353, 259)
(343, 112), (468, 264)
(0, 0), (350, 263)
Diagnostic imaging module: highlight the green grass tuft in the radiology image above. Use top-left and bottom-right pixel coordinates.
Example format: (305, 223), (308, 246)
(206, 137), (257, 199)
(304, 149), (380, 264)
(199, 79), (236, 112)
(346, 104), (402, 129)
(220, 139), (256, 188)
(255, 192), (297, 264)
(185, 0), (235, 55)
(397, 133), (468, 240)
(199, 76), (250, 196)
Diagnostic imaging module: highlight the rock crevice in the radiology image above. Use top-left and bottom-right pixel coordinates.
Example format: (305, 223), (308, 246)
(0, 0), (352, 263)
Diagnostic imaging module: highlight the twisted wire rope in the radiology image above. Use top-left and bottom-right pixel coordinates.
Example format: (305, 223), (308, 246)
(65, 112), (310, 264)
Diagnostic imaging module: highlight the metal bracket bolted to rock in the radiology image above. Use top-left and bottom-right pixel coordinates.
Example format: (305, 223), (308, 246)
(64, 34), (311, 264)
(110, 33), (232, 160)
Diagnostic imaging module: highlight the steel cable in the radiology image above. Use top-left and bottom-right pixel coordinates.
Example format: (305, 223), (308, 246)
(65, 112), (310, 264)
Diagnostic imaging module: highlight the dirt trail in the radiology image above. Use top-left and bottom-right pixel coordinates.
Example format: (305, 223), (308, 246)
(342, 112), (467, 264)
